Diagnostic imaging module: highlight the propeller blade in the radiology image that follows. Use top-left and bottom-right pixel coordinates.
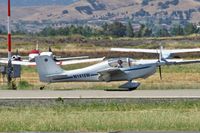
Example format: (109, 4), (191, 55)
(159, 65), (162, 80)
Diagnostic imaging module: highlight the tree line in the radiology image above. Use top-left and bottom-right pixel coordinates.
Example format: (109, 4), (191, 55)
(38, 22), (199, 37)
(0, 21), (199, 37)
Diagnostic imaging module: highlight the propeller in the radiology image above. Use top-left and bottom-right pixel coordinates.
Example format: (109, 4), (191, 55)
(158, 65), (162, 80)
(158, 45), (163, 80)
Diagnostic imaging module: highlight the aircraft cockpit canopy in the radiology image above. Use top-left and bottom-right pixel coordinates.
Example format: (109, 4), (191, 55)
(108, 58), (136, 68)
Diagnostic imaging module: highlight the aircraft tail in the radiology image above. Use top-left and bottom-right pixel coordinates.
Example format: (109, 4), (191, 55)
(35, 55), (64, 82)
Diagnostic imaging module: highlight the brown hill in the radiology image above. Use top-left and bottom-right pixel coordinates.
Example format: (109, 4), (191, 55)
(1, 0), (200, 30)
(18, 0), (200, 23)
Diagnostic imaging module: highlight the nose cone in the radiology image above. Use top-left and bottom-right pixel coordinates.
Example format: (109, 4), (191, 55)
(28, 49), (40, 62)
(29, 49), (40, 54)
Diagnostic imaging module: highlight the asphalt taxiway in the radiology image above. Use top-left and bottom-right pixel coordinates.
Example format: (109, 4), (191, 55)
(0, 89), (200, 99)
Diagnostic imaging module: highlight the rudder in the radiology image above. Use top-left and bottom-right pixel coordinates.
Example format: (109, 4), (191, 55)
(35, 55), (64, 82)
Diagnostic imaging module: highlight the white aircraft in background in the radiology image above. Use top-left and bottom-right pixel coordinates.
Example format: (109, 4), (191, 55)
(111, 47), (200, 59)
(35, 47), (200, 90)
(26, 46), (90, 62)
(0, 47), (97, 66)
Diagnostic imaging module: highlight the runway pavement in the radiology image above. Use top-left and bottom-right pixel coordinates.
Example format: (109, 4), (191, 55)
(0, 89), (200, 99)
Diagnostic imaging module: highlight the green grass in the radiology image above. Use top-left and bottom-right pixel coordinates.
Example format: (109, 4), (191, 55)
(161, 64), (200, 73)
(0, 101), (200, 131)
(17, 81), (34, 90)
(21, 66), (37, 73)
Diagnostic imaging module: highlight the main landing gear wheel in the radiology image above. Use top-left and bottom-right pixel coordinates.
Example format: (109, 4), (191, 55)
(128, 87), (138, 91)
(105, 81), (140, 91)
(105, 88), (136, 91)
(119, 81), (140, 91)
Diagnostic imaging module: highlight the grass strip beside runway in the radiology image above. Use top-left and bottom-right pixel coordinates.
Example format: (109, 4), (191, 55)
(0, 101), (200, 131)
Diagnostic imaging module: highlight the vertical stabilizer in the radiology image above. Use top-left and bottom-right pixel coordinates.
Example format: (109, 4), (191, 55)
(35, 55), (64, 82)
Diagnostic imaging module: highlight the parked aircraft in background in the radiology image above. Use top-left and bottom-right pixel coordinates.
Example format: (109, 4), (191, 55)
(0, 47), (98, 66)
(35, 47), (200, 90)
(111, 47), (200, 59)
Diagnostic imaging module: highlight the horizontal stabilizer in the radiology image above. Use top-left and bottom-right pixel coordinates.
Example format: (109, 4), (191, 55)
(46, 74), (68, 81)
(55, 56), (89, 61)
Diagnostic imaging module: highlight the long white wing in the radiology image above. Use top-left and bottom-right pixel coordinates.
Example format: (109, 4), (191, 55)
(165, 59), (200, 65)
(0, 59), (36, 66)
(166, 48), (200, 53)
(0, 57), (105, 66)
(111, 48), (200, 54)
(111, 47), (200, 59)
(111, 48), (158, 53)
(133, 59), (200, 66)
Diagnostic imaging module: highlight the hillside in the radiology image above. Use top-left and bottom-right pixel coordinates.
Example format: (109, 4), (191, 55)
(0, 0), (78, 7)
(1, 0), (200, 32)
(17, 0), (200, 23)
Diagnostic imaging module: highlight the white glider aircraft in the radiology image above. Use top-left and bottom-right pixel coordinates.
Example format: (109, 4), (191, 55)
(111, 47), (200, 59)
(35, 47), (200, 90)
(0, 47), (99, 66)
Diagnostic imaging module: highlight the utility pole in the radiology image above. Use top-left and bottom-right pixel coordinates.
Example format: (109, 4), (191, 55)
(7, 0), (12, 85)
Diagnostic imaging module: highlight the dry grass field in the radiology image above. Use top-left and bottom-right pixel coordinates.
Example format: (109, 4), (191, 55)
(1, 64), (199, 90)
(1, 35), (200, 90)
(1, 35), (200, 132)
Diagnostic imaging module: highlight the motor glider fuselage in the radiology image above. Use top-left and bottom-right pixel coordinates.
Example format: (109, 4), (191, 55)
(45, 58), (157, 83)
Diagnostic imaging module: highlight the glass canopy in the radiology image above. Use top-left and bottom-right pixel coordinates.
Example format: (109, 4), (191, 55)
(108, 58), (136, 68)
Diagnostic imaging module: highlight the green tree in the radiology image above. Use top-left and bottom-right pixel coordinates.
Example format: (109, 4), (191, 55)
(126, 21), (134, 37)
(40, 27), (56, 36)
(103, 22), (126, 37)
(136, 24), (152, 37)
(154, 26), (169, 37)
(143, 27), (152, 37)
(102, 23), (109, 35)
(184, 23), (196, 35)
(0, 25), (6, 34)
(58, 27), (69, 35)
(68, 25), (78, 35)
(136, 24), (145, 37)
(170, 24), (184, 36)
